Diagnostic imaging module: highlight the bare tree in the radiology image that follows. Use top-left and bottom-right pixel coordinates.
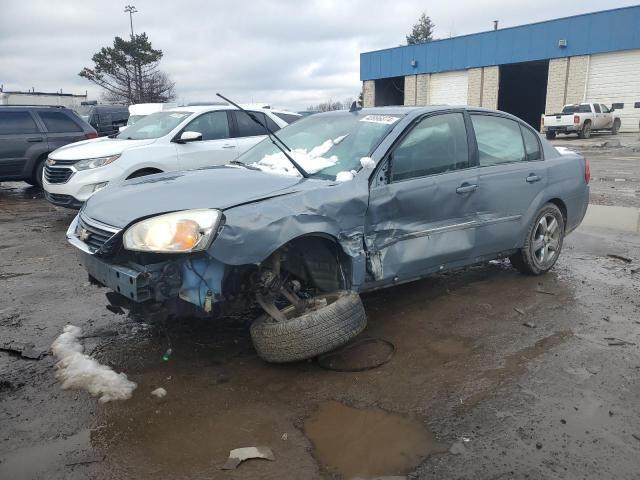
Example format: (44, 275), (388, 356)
(79, 33), (176, 104)
(307, 98), (356, 112)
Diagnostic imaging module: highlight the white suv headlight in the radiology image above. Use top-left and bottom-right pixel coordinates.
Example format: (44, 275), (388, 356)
(123, 209), (222, 253)
(75, 154), (121, 171)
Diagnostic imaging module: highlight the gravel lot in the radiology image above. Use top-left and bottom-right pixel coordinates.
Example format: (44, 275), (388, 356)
(1, 133), (639, 479)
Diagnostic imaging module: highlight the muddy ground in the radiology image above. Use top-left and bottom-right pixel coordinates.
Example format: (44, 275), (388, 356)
(1, 133), (639, 479)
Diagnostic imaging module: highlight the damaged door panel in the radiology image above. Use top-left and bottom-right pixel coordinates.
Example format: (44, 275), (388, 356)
(364, 111), (479, 282)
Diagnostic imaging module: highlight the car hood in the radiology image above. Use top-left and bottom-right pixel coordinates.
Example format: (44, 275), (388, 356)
(49, 137), (157, 160)
(84, 166), (307, 228)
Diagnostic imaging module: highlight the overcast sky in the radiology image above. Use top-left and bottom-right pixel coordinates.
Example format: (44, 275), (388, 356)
(1, 0), (637, 110)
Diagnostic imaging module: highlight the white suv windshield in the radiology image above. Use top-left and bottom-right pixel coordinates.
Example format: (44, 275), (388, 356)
(237, 111), (402, 178)
(117, 111), (191, 140)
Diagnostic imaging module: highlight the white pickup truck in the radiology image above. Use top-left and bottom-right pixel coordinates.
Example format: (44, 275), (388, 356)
(543, 103), (621, 139)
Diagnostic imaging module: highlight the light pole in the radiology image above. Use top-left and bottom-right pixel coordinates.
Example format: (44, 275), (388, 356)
(124, 5), (138, 37)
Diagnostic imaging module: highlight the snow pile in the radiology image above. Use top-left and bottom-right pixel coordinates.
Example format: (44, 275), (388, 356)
(51, 325), (137, 403)
(151, 387), (167, 398)
(335, 170), (357, 182)
(251, 136), (348, 177)
(360, 156), (376, 169)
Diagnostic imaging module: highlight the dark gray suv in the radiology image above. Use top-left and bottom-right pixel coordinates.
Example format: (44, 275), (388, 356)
(0, 106), (97, 187)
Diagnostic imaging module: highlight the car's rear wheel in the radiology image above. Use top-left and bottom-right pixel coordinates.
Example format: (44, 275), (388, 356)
(250, 291), (367, 363)
(545, 131), (556, 140)
(611, 119), (621, 135)
(510, 203), (565, 275)
(579, 121), (592, 139)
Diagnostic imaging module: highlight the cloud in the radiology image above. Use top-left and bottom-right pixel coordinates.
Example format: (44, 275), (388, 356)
(0, 0), (636, 110)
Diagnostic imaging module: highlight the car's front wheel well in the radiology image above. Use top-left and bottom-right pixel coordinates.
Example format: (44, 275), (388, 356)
(126, 168), (163, 179)
(221, 234), (352, 301)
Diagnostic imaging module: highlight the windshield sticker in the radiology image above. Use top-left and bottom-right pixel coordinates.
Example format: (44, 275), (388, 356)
(360, 115), (399, 125)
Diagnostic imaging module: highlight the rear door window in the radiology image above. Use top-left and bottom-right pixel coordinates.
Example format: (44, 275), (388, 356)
(232, 111), (271, 137)
(0, 111), (39, 134)
(184, 111), (230, 140)
(520, 126), (542, 161)
(391, 112), (469, 182)
(39, 111), (82, 133)
(471, 115), (525, 166)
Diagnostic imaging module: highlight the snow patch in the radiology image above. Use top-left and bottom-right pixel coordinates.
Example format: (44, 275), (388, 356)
(51, 325), (137, 403)
(251, 135), (347, 177)
(335, 170), (357, 182)
(555, 146), (576, 156)
(360, 156), (375, 169)
(151, 387), (167, 398)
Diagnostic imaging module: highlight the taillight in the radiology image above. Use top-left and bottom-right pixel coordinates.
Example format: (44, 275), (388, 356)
(584, 158), (590, 184)
(85, 132), (98, 139)
(574, 115), (580, 124)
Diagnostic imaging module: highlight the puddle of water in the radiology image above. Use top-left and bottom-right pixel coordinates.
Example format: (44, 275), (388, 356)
(0, 429), (93, 479)
(304, 400), (447, 479)
(582, 204), (640, 233)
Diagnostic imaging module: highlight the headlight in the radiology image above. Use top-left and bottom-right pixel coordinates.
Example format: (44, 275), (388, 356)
(123, 209), (222, 253)
(75, 154), (121, 171)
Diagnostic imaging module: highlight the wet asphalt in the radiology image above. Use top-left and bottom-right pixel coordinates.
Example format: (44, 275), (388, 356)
(1, 133), (639, 479)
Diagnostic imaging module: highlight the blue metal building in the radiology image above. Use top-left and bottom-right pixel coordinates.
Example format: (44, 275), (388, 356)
(360, 6), (640, 131)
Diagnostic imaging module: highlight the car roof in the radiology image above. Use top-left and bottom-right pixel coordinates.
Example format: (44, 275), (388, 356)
(0, 105), (72, 110)
(167, 105), (279, 114)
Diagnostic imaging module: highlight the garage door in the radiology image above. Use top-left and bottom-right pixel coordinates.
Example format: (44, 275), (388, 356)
(586, 50), (640, 132)
(429, 70), (469, 105)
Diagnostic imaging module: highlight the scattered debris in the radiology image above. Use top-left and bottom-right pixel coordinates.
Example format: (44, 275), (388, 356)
(221, 446), (275, 470)
(162, 348), (173, 361)
(604, 337), (636, 346)
(449, 441), (466, 455)
(514, 308), (525, 316)
(632, 434), (640, 442)
(602, 316), (610, 322)
(522, 322), (537, 329)
(151, 387), (167, 398)
(536, 289), (556, 296)
(607, 254), (632, 263)
(560, 419), (566, 425)
(586, 365), (601, 375)
(65, 454), (106, 467)
(0, 340), (46, 359)
(536, 442), (543, 449)
(51, 325), (137, 403)
(281, 433), (288, 441)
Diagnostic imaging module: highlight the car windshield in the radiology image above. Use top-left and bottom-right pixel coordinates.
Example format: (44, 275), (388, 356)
(562, 104), (591, 114)
(116, 111), (191, 140)
(237, 111), (402, 179)
(127, 114), (146, 126)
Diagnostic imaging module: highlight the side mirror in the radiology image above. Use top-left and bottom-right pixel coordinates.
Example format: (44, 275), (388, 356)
(609, 107), (615, 112)
(176, 131), (203, 143)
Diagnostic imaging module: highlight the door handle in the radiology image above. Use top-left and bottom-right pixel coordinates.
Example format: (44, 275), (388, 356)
(456, 183), (478, 194)
(222, 144), (236, 149)
(26, 137), (43, 142)
(526, 174), (541, 183)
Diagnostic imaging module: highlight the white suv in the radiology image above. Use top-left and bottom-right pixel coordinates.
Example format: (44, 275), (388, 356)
(43, 105), (300, 208)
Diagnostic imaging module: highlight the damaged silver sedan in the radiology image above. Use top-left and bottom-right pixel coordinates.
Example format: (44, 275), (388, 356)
(66, 106), (590, 362)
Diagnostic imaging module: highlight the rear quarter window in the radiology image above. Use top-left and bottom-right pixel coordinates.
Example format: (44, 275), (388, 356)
(38, 111), (83, 133)
(0, 111), (40, 134)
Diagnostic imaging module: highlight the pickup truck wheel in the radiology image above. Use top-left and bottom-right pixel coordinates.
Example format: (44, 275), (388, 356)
(545, 131), (556, 140)
(510, 203), (565, 276)
(611, 119), (621, 135)
(579, 122), (592, 139)
(250, 291), (367, 363)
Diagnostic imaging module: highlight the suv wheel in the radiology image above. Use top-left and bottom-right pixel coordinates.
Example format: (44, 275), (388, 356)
(25, 159), (46, 188)
(510, 203), (565, 275)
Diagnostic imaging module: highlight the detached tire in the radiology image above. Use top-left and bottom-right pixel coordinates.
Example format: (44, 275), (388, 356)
(250, 291), (367, 363)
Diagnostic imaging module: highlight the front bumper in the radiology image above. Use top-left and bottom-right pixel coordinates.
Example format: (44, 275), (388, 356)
(67, 215), (225, 310)
(43, 162), (126, 202)
(44, 191), (84, 209)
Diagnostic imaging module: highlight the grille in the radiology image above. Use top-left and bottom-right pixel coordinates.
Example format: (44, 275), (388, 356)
(76, 215), (119, 253)
(48, 158), (78, 166)
(44, 165), (74, 184)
